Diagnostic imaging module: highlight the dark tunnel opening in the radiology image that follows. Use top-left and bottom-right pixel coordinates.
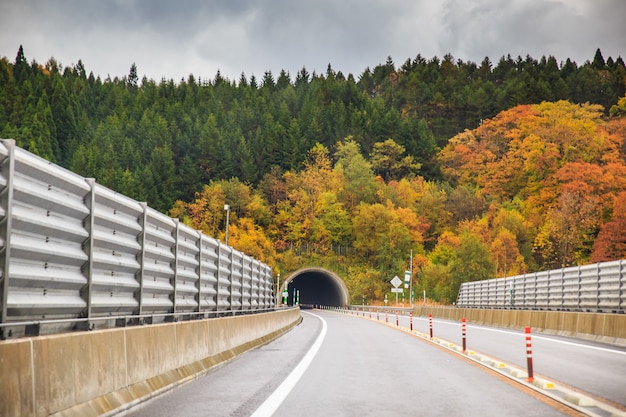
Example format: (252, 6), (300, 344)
(283, 268), (348, 307)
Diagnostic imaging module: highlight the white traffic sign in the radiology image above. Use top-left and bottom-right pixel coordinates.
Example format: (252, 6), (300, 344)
(391, 288), (403, 293)
(390, 276), (402, 288)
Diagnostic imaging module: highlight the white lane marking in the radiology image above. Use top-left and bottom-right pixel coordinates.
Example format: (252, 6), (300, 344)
(412, 316), (626, 356)
(250, 311), (328, 417)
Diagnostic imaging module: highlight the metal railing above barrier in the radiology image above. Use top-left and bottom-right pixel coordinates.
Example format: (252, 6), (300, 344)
(0, 139), (276, 339)
(455, 260), (626, 312)
(0, 306), (285, 338)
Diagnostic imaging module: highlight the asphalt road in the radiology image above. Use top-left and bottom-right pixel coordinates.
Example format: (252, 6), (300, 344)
(384, 310), (626, 407)
(122, 310), (579, 417)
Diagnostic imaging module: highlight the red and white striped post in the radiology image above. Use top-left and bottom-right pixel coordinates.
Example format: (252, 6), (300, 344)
(395, 311), (399, 326)
(385, 310), (389, 323)
(462, 317), (467, 353)
(429, 314), (433, 339)
(410, 311), (413, 331)
(525, 326), (534, 383)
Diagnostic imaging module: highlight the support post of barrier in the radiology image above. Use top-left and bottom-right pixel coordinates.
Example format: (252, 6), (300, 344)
(410, 311), (413, 331)
(377, 310), (379, 321)
(429, 314), (433, 339)
(386, 310), (388, 323)
(462, 317), (466, 353)
(369, 309), (372, 319)
(525, 326), (534, 383)
(395, 311), (399, 326)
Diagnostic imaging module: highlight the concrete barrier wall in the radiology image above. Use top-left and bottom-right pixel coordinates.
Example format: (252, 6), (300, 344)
(413, 307), (626, 345)
(0, 308), (301, 417)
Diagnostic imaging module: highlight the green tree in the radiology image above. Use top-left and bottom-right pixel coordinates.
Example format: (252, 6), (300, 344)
(128, 63), (138, 89)
(50, 75), (78, 164)
(449, 228), (494, 302)
(234, 134), (257, 183)
(352, 201), (414, 273)
(370, 138), (421, 181)
(334, 137), (378, 208)
(311, 191), (352, 251)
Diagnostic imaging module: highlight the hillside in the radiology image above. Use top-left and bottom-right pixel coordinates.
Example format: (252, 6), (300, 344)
(1, 46), (625, 303)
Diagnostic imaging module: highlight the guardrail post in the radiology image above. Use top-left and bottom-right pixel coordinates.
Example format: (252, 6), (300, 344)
(596, 262), (601, 311)
(532, 272), (538, 309)
(240, 252), (245, 311)
(560, 268), (565, 310)
(229, 247), (234, 313)
(196, 231), (203, 314)
(247, 257), (252, 311)
(576, 265), (582, 311)
(617, 261), (626, 310)
(216, 241), (222, 312)
(172, 219), (180, 316)
(79, 178), (96, 329)
(0, 140), (15, 339)
(136, 202), (147, 318)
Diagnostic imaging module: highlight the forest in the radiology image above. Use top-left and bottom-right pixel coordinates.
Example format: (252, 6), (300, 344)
(1, 45), (625, 304)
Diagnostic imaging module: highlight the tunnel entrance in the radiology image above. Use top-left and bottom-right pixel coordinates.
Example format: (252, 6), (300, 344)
(281, 267), (349, 307)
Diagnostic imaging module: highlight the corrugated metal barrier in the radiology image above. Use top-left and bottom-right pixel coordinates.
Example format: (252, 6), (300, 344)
(0, 139), (275, 338)
(456, 260), (626, 312)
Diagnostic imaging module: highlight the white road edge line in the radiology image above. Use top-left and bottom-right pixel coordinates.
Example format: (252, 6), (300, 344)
(250, 311), (328, 417)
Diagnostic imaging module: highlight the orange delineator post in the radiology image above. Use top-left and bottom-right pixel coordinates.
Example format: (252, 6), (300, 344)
(429, 314), (433, 339)
(526, 326), (534, 383)
(462, 317), (467, 353)
(410, 311), (413, 331)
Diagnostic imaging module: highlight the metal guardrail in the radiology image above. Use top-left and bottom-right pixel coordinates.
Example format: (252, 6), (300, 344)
(455, 260), (626, 312)
(0, 139), (275, 338)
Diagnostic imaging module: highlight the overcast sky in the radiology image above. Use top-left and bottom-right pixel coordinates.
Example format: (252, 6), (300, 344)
(1, 0), (624, 83)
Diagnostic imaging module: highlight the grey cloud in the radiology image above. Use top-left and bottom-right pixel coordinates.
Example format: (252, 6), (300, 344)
(437, 0), (625, 65)
(0, 0), (623, 83)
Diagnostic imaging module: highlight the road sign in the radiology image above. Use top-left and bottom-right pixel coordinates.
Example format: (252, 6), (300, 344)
(391, 288), (403, 293)
(390, 275), (402, 288)
(404, 270), (411, 288)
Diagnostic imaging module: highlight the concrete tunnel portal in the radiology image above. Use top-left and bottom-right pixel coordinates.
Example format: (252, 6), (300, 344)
(281, 267), (350, 307)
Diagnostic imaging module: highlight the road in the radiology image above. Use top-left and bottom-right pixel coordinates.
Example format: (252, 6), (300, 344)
(380, 309), (626, 407)
(122, 309), (581, 417)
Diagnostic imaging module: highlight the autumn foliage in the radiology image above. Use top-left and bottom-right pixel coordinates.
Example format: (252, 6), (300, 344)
(170, 99), (626, 304)
(439, 100), (626, 270)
